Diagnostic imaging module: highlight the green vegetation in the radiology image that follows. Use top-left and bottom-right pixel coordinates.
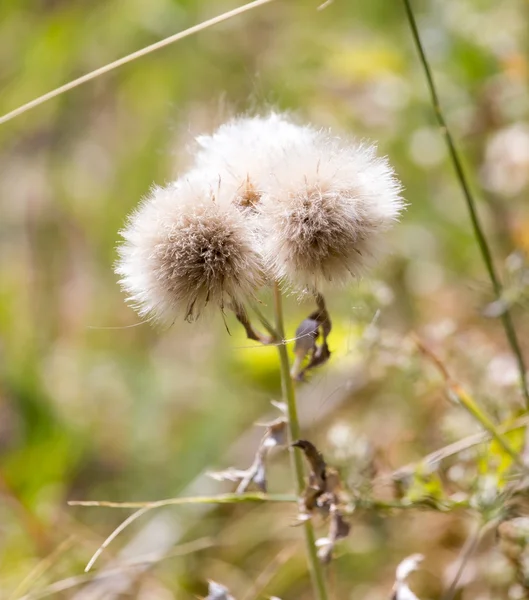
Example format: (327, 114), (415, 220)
(1, 0), (529, 597)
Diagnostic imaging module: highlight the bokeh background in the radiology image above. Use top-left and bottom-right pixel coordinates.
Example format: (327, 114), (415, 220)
(1, 0), (529, 598)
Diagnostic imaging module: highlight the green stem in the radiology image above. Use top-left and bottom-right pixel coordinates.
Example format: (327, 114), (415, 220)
(68, 492), (297, 509)
(449, 385), (524, 468)
(401, 0), (529, 409)
(272, 283), (329, 600)
(249, 301), (278, 340)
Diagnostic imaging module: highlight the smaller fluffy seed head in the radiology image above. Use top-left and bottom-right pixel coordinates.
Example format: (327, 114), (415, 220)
(116, 178), (263, 323)
(258, 133), (404, 291)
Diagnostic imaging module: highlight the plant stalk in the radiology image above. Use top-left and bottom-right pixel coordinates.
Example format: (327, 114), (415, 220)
(450, 384), (523, 468)
(401, 0), (529, 409)
(272, 282), (329, 600)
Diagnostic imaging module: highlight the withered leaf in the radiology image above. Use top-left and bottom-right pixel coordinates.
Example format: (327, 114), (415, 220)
(209, 419), (287, 494)
(292, 439), (327, 491)
(261, 418), (288, 448)
(316, 505), (351, 564)
(292, 438), (351, 564)
(232, 303), (273, 345)
(391, 554), (424, 600)
(205, 581), (235, 600)
(292, 294), (333, 381)
(208, 467), (250, 483)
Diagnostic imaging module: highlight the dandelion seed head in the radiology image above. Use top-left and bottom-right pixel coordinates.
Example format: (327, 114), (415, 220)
(116, 113), (404, 323)
(194, 112), (316, 211)
(116, 176), (263, 323)
(258, 131), (404, 291)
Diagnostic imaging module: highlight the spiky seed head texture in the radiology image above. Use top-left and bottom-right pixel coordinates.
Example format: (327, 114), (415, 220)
(257, 130), (404, 291)
(191, 113), (404, 292)
(116, 175), (263, 323)
(193, 112), (316, 211)
(116, 113), (404, 323)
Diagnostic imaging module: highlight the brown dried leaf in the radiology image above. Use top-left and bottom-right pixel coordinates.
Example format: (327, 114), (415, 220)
(292, 439), (327, 491)
(262, 418), (288, 448)
(292, 294), (333, 381)
(209, 420), (287, 494)
(233, 303), (273, 345)
(391, 554), (423, 600)
(293, 438), (351, 564)
(208, 467), (250, 483)
(316, 504), (351, 564)
(205, 580), (235, 600)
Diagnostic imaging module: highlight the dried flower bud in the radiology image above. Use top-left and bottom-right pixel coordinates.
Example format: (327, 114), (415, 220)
(116, 176), (263, 322)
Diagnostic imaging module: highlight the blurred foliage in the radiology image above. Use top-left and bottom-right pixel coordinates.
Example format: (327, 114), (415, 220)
(1, 0), (529, 598)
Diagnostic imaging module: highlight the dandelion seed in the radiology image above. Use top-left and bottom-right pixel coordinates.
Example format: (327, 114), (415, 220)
(116, 175), (263, 323)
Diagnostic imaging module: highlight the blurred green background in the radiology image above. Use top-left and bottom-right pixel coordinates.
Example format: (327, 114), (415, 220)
(1, 0), (529, 598)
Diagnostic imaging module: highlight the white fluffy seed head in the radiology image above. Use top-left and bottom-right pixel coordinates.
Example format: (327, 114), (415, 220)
(191, 113), (404, 292)
(116, 113), (404, 323)
(116, 175), (264, 323)
(193, 112), (316, 212)
(257, 131), (404, 291)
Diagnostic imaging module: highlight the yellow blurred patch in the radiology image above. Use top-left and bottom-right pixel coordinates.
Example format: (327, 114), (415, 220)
(327, 43), (404, 81)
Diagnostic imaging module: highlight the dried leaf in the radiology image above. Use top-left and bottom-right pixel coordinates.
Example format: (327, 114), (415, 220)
(293, 318), (320, 356)
(329, 508), (351, 541)
(393, 584), (420, 600)
(292, 294), (333, 380)
(396, 554), (423, 581)
(208, 468), (249, 483)
(233, 303), (273, 344)
(261, 418), (288, 448)
(316, 504), (351, 563)
(316, 538), (334, 564)
(209, 420), (287, 493)
(270, 400), (287, 414)
(392, 554), (424, 600)
(292, 439), (327, 491)
(292, 438), (351, 564)
(247, 457), (266, 493)
(206, 580), (235, 600)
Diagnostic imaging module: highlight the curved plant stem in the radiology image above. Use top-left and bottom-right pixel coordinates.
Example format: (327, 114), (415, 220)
(272, 283), (329, 600)
(401, 0), (529, 409)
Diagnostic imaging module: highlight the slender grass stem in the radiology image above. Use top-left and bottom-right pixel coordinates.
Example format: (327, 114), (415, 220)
(390, 413), (529, 481)
(442, 521), (482, 600)
(0, 0), (275, 126)
(414, 335), (524, 467)
(272, 283), (329, 600)
(451, 384), (524, 468)
(442, 518), (498, 600)
(401, 0), (529, 409)
(68, 492), (295, 509)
